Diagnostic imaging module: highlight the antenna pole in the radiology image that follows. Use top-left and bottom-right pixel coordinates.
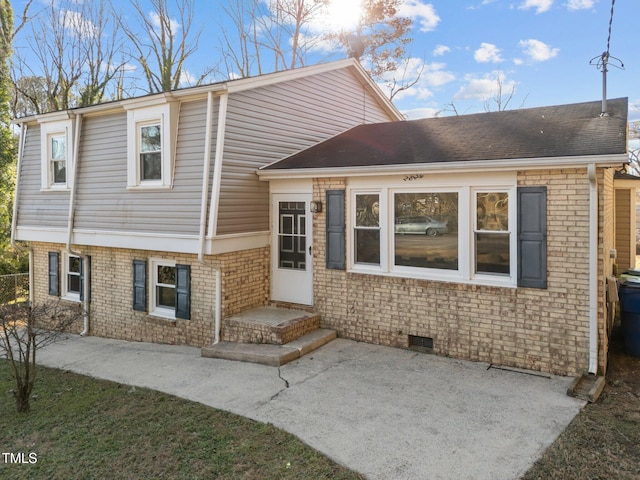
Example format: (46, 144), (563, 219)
(601, 52), (608, 116)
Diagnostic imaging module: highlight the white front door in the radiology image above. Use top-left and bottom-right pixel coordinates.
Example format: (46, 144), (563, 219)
(271, 194), (313, 305)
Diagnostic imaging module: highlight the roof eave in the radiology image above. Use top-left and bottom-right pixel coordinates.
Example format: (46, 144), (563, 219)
(257, 154), (629, 180)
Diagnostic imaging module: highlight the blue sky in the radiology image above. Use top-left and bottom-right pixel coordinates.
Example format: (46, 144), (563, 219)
(13, 0), (640, 121)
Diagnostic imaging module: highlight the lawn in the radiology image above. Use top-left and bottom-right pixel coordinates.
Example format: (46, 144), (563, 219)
(0, 361), (363, 480)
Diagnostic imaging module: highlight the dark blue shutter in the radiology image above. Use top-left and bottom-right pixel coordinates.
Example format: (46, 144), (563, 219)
(518, 187), (547, 289)
(133, 260), (147, 312)
(175, 264), (191, 320)
(79, 256), (91, 302)
(326, 190), (345, 270)
(48, 252), (59, 296)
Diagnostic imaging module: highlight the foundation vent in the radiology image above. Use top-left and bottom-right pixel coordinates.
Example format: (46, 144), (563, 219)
(409, 335), (434, 352)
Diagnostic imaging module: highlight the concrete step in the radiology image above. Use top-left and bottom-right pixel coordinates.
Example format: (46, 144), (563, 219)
(222, 306), (321, 345)
(201, 328), (337, 367)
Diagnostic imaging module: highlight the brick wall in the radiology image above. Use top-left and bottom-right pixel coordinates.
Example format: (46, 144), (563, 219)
(31, 243), (269, 347)
(311, 169), (604, 376)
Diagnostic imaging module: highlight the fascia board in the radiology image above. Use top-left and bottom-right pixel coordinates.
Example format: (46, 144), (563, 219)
(257, 154), (629, 180)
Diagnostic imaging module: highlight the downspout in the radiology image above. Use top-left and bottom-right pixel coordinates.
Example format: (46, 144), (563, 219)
(198, 91), (222, 345)
(588, 164), (598, 374)
(65, 114), (90, 336)
(10, 123), (34, 304)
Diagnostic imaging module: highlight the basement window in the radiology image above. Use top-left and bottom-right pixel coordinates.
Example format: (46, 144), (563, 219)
(409, 335), (434, 353)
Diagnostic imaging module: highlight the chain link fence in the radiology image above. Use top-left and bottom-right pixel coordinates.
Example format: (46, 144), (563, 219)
(0, 273), (29, 305)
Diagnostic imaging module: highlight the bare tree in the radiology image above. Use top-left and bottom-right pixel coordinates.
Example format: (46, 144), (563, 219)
(121, 0), (212, 93)
(629, 121), (640, 175)
(219, 0), (328, 78)
(0, 301), (83, 413)
(11, 0), (128, 114)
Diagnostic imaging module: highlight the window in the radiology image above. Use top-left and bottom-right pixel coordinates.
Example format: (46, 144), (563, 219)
(140, 259), (191, 320)
(40, 119), (72, 190)
(139, 123), (162, 181)
(354, 193), (380, 265)
(475, 192), (510, 275)
(49, 251), (90, 302)
(126, 103), (177, 188)
(347, 176), (519, 287)
(151, 260), (176, 318)
(49, 134), (67, 185)
(63, 253), (81, 300)
(394, 192), (458, 270)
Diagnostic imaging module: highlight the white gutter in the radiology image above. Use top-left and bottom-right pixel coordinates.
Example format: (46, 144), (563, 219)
(198, 91), (215, 263)
(207, 92), (228, 239)
(588, 163), (598, 374)
(10, 124), (34, 304)
(198, 92), (223, 345)
(65, 114), (90, 336)
(257, 154), (628, 180)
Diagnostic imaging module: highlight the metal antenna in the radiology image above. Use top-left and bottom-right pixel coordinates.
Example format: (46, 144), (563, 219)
(589, 0), (624, 116)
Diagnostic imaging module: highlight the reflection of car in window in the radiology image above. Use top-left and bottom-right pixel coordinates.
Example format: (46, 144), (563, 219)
(395, 216), (449, 236)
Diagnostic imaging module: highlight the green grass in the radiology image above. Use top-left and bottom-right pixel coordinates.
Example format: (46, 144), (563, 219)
(0, 360), (363, 480)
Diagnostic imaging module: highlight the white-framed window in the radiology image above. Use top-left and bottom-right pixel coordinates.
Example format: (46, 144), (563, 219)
(126, 104), (176, 189)
(62, 252), (81, 301)
(150, 258), (177, 319)
(40, 119), (72, 190)
(348, 174), (517, 287)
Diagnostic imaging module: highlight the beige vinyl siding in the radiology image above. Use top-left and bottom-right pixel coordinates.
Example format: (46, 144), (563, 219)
(73, 100), (218, 235)
(217, 68), (396, 235)
(16, 124), (70, 229)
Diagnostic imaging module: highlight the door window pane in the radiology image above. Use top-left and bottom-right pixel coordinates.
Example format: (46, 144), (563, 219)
(394, 192), (458, 270)
(278, 202), (306, 270)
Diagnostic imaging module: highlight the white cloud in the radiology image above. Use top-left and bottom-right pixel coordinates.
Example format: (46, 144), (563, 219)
(454, 71), (517, 101)
(402, 106), (441, 119)
(567, 0), (595, 10)
(519, 0), (554, 14)
(398, 1), (441, 32)
(519, 39), (559, 61)
(150, 11), (180, 33)
(59, 10), (98, 37)
(179, 70), (196, 87)
(474, 43), (504, 63)
(433, 44), (450, 57)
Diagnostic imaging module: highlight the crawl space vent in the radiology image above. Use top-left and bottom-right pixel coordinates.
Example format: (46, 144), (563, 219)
(409, 335), (434, 351)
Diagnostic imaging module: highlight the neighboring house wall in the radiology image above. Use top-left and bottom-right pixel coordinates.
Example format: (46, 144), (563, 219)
(310, 168), (611, 376)
(31, 242), (269, 347)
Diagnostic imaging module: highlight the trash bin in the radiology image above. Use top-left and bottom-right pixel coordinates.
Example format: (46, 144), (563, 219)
(618, 281), (640, 357)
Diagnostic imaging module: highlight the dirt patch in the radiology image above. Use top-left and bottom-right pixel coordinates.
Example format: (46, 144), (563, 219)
(523, 324), (640, 479)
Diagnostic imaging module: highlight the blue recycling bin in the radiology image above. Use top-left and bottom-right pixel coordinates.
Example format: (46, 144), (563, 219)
(618, 281), (640, 357)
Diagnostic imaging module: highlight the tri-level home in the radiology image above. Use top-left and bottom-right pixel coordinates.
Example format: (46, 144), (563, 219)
(11, 58), (401, 348)
(12, 57), (632, 377)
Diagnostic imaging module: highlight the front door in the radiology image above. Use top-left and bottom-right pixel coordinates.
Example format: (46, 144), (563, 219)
(271, 194), (313, 305)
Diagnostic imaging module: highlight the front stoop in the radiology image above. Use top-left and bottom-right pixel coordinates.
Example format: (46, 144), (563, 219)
(201, 307), (336, 366)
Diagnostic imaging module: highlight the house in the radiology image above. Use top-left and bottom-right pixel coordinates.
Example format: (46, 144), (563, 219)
(257, 97), (629, 376)
(12, 55), (630, 376)
(11, 58), (401, 346)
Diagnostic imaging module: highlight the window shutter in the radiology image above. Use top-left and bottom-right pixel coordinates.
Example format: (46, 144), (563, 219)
(175, 264), (191, 320)
(48, 252), (60, 296)
(79, 256), (91, 302)
(133, 259), (147, 312)
(518, 187), (547, 289)
(326, 190), (345, 270)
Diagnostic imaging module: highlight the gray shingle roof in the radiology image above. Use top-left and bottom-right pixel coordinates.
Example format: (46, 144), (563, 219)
(264, 97), (628, 170)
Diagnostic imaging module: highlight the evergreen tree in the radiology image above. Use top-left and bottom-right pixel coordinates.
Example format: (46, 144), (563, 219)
(0, 0), (28, 274)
